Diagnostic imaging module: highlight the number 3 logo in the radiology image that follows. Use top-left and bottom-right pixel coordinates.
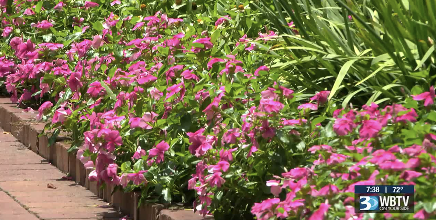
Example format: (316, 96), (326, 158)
(360, 196), (378, 211)
(360, 196), (372, 210)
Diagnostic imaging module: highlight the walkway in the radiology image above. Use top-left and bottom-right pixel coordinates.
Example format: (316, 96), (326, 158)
(0, 128), (124, 220)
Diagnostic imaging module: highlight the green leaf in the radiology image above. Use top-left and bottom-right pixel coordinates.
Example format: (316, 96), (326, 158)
(423, 201), (436, 213)
(211, 30), (221, 44)
(48, 129), (60, 146)
(192, 43), (205, 48)
(276, 130), (289, 143)
(42, 34), (53, 42)
(162, 188), (172, 203)
(108, 67), (116, 78)
(133, 159), (144, 172)
(415, 45), (435, 71)
(99, 81), (116, 100)
(404, 98), (418, 109)
(35, 1), (43, 13)
(311, 116), (326, 130)
(328, 59), (358, 100)
(116, 19), (123, 29)
(180, 114), (192, 132)
(428, 112), (436, 122)
(121, 161), (132, 173)
(101, 64), (108, 72)
(93, 21), (104, 32)
(296, 141), (305, 151)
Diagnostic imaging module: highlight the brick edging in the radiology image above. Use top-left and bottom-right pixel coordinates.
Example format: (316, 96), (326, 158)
(0, 99), (212, 220)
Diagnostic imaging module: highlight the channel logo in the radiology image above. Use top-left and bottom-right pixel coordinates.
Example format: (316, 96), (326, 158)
(359, 196), (379, 211)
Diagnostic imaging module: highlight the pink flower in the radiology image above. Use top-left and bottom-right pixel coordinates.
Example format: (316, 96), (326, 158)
(359, 120), (382, 139)
(261, 88), (278, 100)
(266, 180), (281, 197)
(187, 129), (216, 157)
(413, 86), (435, 106)
(111, 0), (121, 6)
(333, 117), (355, 136)
(207, 58), (226, 69)
(54, 2), (65, 10)
(223, 128), (241, 144)
(326, 153), (347, 165)
(259, 99), (284, 113)
(84, 1), (99, 9)
(310, 91), (330, 105)
(133, 22), (145, 31)
(282, 168), (308, 180)
(207, 172), (225, 187)
(128, 171), (147, 185)
(297, 103), (318, 111)
(400, 170), (422, 181)
(132, 147), (146, 160)
(148, 141), (170, 163)
(406, 158), (421, 169)
(308, 203), (330, 220)
(129, 112), (158, 130)
(150, 88), (163, 100)
(88, 170), (98, 182)
(370, 150), (396, 165)
(68, 72), (83, 92)
(254, 66), (269, 76)
(279, 86), (294, 99)
(23, 8), (35, 15)
(87, 81), (106, 98)
(308, 145), (332, 154)
(52, 108), (72, 124)
(212, 161), (230, 173)
(251, 198), (280, 220)
(191, 38), (213, 53)
(2, 26), (12, 37)
(92, 35), (103, 49)
(219, 148), (236, 162)
(37, 101), (53, 120)
(96, 129), (121, 152)
(282, 119), (307, 126)
(38, 43), (64, 51)
(414, 209), (430, 220)
(215, 15), (231, 26)
(36, 20), (53, 30)
(378, 160), (406, 171)
(166, 82), (184, 100)
(313, 185), (339, 196)
(181, 69), (199, 81)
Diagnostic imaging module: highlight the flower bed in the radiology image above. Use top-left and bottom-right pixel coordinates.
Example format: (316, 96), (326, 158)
(1, 0), (436, 220)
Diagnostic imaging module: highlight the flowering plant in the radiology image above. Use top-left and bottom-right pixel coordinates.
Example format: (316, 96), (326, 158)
(1, 0), (436, 220)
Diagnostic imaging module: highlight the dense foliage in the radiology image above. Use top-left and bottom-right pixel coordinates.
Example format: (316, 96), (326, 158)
(1, 0), (436, 220)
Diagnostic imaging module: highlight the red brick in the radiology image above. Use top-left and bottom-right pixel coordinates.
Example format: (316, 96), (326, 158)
(121, 192), (135, 216)
(28, 123), (41, 153)
(89, 179), (99, 196)
(69, 151), (76, 179)
(85, 169), (91, 189)
(54, 142), (69, 173)
(112, 188), (123, 210)
(75, 157), (86, 186)
(0, 98), (12, 104)
(0, 192), (39, 220)
(159, 210), (212, 220)
(139, 203), (164, 220)
(0, 106), (12, 132)
(104, 184), (113, 203)
(38, 135), (54, 162)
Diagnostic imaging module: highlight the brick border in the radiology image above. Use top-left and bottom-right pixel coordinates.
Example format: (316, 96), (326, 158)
(0, 99), (212, 220)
